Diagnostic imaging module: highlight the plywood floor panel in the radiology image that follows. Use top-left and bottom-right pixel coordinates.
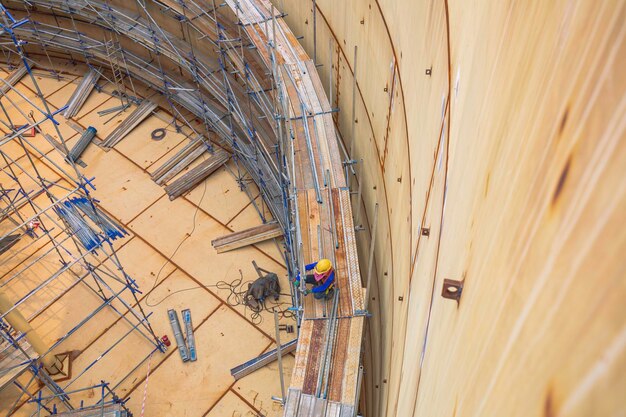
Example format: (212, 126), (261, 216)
(74, 145), (165, 223)
(123, 305), (270, 416)
(184, 161), (260, 225)
(115, 111), (187, 169)
(234, 353), (295, 417)
(205, 390), (258, 417)
(127, 195), (289, 337)
(18, 71), (77, 98)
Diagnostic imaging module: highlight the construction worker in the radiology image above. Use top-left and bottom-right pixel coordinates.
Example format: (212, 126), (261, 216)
(294, 258), (335, 300)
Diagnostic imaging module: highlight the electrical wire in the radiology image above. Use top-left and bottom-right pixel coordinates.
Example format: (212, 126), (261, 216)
(143, 159), (293, 325)
(145, 153), (209, 294)
(146, 269), (294, 325)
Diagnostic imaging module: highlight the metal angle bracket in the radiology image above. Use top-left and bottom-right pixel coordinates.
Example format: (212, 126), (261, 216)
(182, 309), (197, 362)
(441, 279), (464, 302)
(167, 309), (189, 362)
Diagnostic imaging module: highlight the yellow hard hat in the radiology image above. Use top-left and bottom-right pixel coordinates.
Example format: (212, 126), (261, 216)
(314, 259), (332, 275)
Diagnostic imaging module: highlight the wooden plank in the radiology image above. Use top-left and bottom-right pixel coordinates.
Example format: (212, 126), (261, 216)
(65, 119), (85, 135)
(101, 100), (157, 149)
(290, 319), (313, 389)
(211, 222), (282, 253)
(322, 114), (347, 188)
(302, 319), (325, 395)
(337, 189), (364, 312)
(332, 189), (351, 317)
(328, 319), (350, 402)
(341, 317), (364, 405)
(305, 60), (332, 113)
(0, 64), (28, 95)
(298, 192), (312, 264)
(164, 149), (230, 200)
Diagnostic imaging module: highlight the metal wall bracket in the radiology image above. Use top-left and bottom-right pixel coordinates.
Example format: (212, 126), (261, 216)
(441, 279), (463, 302)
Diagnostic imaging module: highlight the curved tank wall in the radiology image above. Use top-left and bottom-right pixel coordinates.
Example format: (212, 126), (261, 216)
(277, 1), (626, 416)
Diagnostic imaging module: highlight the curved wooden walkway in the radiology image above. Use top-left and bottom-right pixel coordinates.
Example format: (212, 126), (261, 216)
(225, 1), (366, 415)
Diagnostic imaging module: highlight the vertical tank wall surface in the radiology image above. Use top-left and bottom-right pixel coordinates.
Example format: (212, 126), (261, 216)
(278, 1), (626, 416)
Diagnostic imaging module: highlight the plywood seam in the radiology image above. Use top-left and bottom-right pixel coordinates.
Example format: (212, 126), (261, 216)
(200, 340), (274, 417)
(122, 300), (225, 399)
(81, 199), (280, 344)
(108, 146), (284, 266)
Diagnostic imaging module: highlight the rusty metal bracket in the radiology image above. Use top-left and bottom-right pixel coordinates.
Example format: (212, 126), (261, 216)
(48, 351), (77, 383)
(441, 279), (463, 302)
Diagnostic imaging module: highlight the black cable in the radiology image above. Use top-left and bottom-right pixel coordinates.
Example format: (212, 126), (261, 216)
(143, 160), (294, 324)
(146, 270), (294, 325)
(145, 157), (209, 298)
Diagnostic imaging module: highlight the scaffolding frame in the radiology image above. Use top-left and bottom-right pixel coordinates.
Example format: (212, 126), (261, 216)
(0, 0), (299, 277)
(0, 5), (164, 416)
(0, 0), (369, 413)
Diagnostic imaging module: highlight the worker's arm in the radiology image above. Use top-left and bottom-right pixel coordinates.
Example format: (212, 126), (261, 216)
(295, 262), (317, 288)
(311, 271), (335, 293)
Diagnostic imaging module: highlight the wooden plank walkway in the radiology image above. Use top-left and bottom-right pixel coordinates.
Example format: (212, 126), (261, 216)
(224, 1), (366, 415)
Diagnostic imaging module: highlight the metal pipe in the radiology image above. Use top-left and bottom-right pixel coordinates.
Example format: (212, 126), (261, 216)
(353, 365), (364, 417)
(0, 290), (62, 373)
(273, 310), (286, 404)
(354, 159), (364, 228)
(349, 45), (358, 159)
(326, 170), (339, 250)
(301, 103), (323, 203)
(364, 203), (379, 309)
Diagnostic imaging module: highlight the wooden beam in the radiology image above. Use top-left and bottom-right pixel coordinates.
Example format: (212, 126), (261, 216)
(0, 64), (29, 95)
(101, 100), (157, 149)
(211, 221), (282, 253)
(63, 67), (101, 119)
(164, 148), (229, 200)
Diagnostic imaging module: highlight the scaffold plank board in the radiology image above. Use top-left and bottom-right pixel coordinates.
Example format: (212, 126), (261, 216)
(0, 64), (28, 95)
(341, 316), (365, 405)
(296, 393), (315, 416)
(63, 67), (101, 119)
(290, 319), (312, 390)
(164, 148), (229, 200)
(101, 100), (157, 149)
(211, 221), (281, 253)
